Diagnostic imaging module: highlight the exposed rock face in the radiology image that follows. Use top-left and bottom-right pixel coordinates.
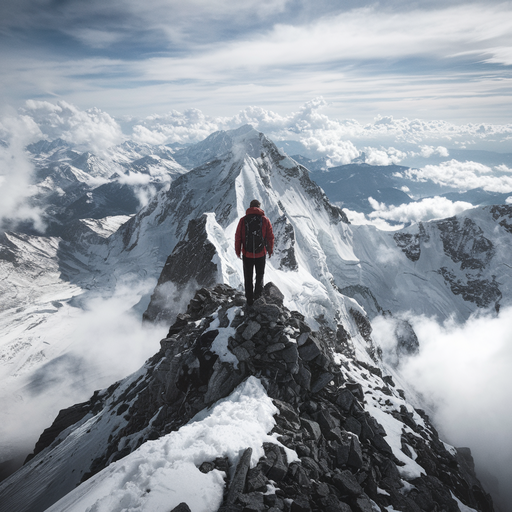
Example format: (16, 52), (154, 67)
(490, 204), (512, 233)
(390, 209), (509, 315)
(143, 214), (219, 323)
(438, 268), (502, 308)
(437, 217), (495, 271)
(272, 215), (299, 272)
(14, 283), (494, 512)
(393, 223), (429, 262)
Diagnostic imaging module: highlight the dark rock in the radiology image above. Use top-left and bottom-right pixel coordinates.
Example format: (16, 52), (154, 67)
(311, 372), (334, 393)
(199, 461), (216, 473)
(300, 457), (321, 479)
(332, 470), (364, 496)
(371, 434), (393, 456)
(354, 496), (374, 512)
(301, 418), (322, 441)
(336, 388), (355, 412)
(171, 503), (192, 512)
(226, 448), (253, 505)
(313, 408), (340, 433)
(238, 492), (265, 511)
(273, 399), (301, 430)
(263, 282), (285, 306)
(262, 444), (288, 482)
(294, 365), (311, 390)
(343, 416), (362, 437)
(281, 344), (299, 364)
(245, 467), (267, 493)
(290, 496), (312, 512)
(143, 215), (218, 323)
(344, 382), (364, 402)
(243, 321), (261, 340)
(298, 338), (323, 361)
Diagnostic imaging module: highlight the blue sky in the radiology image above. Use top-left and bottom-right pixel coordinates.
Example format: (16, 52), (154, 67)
(1, 0), (512, 123)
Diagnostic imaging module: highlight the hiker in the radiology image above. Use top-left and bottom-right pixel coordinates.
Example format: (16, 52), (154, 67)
(235, 199), (274, 306)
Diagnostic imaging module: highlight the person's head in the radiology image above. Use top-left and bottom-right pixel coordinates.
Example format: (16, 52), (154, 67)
(250, 199), (261, 208)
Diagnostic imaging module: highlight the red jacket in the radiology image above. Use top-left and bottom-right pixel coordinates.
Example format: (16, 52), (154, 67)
(235, 207), (274, 258)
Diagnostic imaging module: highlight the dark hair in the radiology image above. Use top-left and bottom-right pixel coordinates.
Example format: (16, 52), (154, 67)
(250, 199), (261, 208)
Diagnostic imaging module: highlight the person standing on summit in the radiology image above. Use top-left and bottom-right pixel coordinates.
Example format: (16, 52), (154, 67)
(235, 199), (274, 306)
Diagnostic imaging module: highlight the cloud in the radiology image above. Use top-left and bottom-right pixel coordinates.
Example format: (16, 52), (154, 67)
(130, 108), (225, 145)
(403, 160), (512, 193)
(0, 114), (45, 231)
(394, 309), (512, 510)
(0, 277), (168, 466)
(364, 146), (407, 166)
(344, 208), (404, 231)
(4, 2), (512, 125)
(22, 100), (124, 155)
(418, 145), (449, 158)
(368, 196), (474, 224)
(300, 136), (359, 166)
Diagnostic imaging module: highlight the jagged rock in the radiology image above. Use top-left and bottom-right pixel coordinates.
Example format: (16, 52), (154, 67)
(333, 470), (364, 496)
(170, 503), (191, 512)
(15, 282), (495, 512)
(143, 214), (219, 323)
(226, 448), (253, 505)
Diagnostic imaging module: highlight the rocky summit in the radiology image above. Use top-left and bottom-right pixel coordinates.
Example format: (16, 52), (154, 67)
(2, 283), (494, 512)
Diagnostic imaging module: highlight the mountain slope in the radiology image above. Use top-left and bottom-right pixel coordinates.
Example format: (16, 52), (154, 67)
(0, 284), (494, 512)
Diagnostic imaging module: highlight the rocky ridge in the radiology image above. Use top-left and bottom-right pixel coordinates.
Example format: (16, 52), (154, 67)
(2, 283), (494, 512)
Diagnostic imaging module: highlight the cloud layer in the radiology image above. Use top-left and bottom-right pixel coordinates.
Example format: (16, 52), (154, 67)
(1, 2), (512, 123)
(398, 309), (512, 510)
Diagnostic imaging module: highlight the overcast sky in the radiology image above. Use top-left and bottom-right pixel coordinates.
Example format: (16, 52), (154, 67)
(1, 0), (512, 123)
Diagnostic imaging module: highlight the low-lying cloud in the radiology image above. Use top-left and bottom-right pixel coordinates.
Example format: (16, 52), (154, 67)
(400, 309), (512, 511)
(0, 278), (169, 470)
(368, 196), (474, 224)
(22, 100), (124, 155)
(403, 160), (512, 193)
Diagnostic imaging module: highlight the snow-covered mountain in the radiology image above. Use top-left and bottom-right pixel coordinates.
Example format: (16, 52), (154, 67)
(21, 137), (188, 237)
(0, 124), (510, 511)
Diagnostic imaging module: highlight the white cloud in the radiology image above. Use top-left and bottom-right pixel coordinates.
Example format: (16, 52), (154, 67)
(300, 136), (359, 166)
(368, 196), (474, 224)
(0, 277), (168, 464)
(364, 146), (407, 166)
(22, 100), (124, 155)
(344, 207), (404, 231)
(140, 4), (512, 74)
(495, 164), (512, 173)
(419, 145), (449, 158)
(0, 114), (45, 231)
(404, 160), (512, 193)
(506, 196), (512, 204)
(396, 308), (512, 511)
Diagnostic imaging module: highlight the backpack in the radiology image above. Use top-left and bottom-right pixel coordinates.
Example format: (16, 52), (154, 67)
(245, 214), (265, 254)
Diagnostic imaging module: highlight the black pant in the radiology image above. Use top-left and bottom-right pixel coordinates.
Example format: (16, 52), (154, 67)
(243, 255), (265, 305)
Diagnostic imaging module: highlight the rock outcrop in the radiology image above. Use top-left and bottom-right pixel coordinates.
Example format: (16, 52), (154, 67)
(12, 283), (494, 512)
